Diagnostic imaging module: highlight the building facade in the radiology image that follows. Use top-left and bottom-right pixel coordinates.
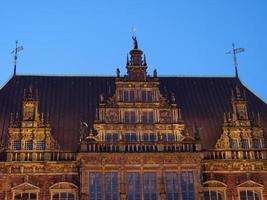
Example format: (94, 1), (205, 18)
(0, 38), (266, 200)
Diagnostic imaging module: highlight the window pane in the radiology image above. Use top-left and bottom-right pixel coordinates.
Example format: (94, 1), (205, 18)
(106, 134), (112, 142)
(255, 192), (260, 200)
(125, 133), (137, 142)
(68, 193), (75, 200)
(142, 112), (154, 124)
(150, 133), (155, 141)
(89, 172), (102, 200)
(124, 91), (129, 102)
(147, 91), (153, 102)
(218, 191), (224, 200)
(181, 172), (194, 200)
(203, 191), (209, 200)
(36, 140), (46, 150)
(25, 140), (33, 150)
(168, 133), (175, 142)
(240, 191), (246, 200)
(127, 172), (141, 200)
(130, 90), (135, 101)
(61, 192), (67, 200)
(229, 139), (237, 149)
(12, 141), (21, 150)
(241, 139), (249, 149)
(144, 172), (157, 200)
(112, 133), (118, 141)
(143, 133), (149, 141)
(165, 172), (179, 200)
(53, 193), (60, 200)
(130, 111), (136, 123)
(105, 172), (118, 200)
(125, 111), (136, 123)
(141, 90), (153, 102)
(161, 133), (167, 141)
(210, 191), (217, 200)
(253, 139), (261, 148)
(131, 133), (137, 142)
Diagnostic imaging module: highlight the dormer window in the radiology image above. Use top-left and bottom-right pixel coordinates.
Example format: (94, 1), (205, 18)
(142, 111), (154, 124)
(125, 133), (137, 142)
(143, 133), (156, 142)
(105, 133), (119, 142)
(124, 111), (136, 124)
(241, 139), (249, 149)
(12, 141), (21, 150)
(122, 90), (135, 102)
(229, 139), (238, 149)
(141, 90), (153, 102)
(36, 140), (46, 150)
(253, 139), (261, 149)
(25, 140), (33, 150)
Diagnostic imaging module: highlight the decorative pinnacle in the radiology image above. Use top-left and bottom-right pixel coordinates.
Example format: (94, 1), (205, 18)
(126, 54), (129, 66)
(143, 54), (147, 66)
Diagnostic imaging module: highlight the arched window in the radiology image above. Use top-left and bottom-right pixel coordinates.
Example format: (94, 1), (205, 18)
(50, 182), (78, 200)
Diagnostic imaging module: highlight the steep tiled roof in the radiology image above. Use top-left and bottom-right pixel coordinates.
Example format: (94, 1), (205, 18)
(0, 75), (266, 150)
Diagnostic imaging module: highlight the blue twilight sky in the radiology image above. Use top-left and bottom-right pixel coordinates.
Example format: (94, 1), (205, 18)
(0, 1), (267, 101)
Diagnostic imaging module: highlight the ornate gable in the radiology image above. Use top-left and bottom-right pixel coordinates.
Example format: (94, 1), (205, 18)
(80, 38), (200, 152)
(6, 86), (59, 161)
(12, 182), (40, 192)
(215, 81), (265, 151)
(237, 180), (264, 188)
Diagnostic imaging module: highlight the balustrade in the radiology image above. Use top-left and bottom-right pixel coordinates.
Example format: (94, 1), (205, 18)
(80, 141), (198, 153)
(205, 149), (267, 160)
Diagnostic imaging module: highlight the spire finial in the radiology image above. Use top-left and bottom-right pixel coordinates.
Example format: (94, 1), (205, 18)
(226, 43), (244, 79)
(11, 40), (24, 77)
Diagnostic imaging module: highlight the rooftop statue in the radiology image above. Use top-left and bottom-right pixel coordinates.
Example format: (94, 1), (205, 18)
(132, 36), (138, 49)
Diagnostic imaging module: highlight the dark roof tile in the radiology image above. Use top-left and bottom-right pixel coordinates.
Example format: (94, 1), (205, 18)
(0, 75), (266, 150)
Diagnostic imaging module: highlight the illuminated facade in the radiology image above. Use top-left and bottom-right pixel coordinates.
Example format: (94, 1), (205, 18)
(0, 38), (266, 200)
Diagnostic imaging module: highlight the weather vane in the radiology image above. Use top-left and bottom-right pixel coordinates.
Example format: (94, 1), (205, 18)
(11, 40), (24, 76)
(226, 43), (245, 78)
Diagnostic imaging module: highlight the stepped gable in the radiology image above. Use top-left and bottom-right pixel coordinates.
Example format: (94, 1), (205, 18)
(0, 75), (266, 150)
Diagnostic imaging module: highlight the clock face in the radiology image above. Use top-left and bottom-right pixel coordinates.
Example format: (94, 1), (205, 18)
(106, 110), (118, 123)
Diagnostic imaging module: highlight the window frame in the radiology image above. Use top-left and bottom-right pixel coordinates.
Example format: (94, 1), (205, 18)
(12, 141), (21, 150)
(12, 183), (40, 200)
(36, 140), (46, 150)
(237, 180), (264, 200)
(25, 140), (33, 150)
(141, 111), (154, 124)
(141, 90), (153, 102)
(124, 110), (136, 124)
(203, 180), (227, 200)
(49, 182), (78, 200)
